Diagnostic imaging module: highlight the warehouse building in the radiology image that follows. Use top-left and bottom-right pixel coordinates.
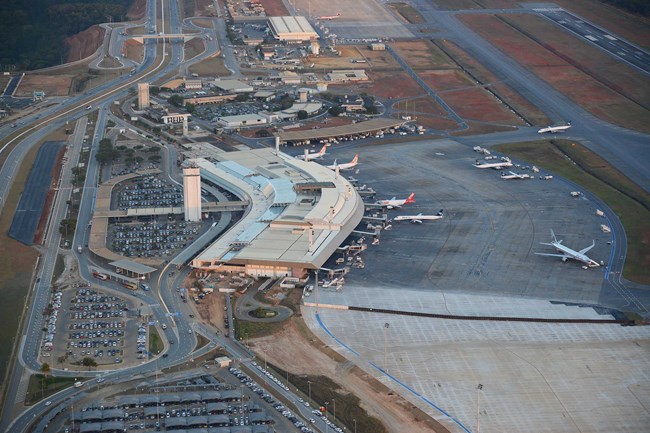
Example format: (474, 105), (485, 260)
(268, 16), (318, 42)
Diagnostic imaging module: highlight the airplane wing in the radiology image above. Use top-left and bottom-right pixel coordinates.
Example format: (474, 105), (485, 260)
(535, 252), (568, 258)
(579, 241), (595, 255)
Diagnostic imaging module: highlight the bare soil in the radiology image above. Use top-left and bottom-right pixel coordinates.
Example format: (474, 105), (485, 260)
(441, 87), (526, 124)
(390, 40), (455, 70)
(366, 72), (422, 98)
(15, 74), (75, 97)
(184, 38), (206, 61)
(251, 317), (445, 433)
(259, 0), (290, 16)
(392, 96), (447, 117)
(64, 25), (105, 63)
(387, 2), (426, 24)
(451, 121), (517, 136)
(188, 56), (231, 77)
(98, 56), (122, 69)
(123, 39), (144, 63)
(195, 0), (219, 17)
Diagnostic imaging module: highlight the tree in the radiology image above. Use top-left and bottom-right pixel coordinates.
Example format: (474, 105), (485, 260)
(235, 93), (249, 102)
(185, 103), (196, 114)
(328, 106), (343, 117)
(279, 95), (294, 110)
(297, 110), (308, 120)
(255, 129), (271, 137)
(168, 94), (184, 107)
(40, 363), (51, 378)
(82, 357), (97, 368)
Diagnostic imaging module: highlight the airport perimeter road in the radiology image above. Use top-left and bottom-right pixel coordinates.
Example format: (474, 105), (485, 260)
(406, 0), (650, 192)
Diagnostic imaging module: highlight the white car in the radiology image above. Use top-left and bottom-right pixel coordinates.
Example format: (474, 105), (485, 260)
(45, 401), (52, 406)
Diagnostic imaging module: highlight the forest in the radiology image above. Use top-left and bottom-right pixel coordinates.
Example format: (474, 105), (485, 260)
(0, 0), (133, 71)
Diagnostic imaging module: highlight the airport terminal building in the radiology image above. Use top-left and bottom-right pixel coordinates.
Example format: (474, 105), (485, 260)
(189, 148), (364, 277)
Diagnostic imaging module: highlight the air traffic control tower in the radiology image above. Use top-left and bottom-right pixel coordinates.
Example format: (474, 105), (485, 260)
(183, 165), (202, 222)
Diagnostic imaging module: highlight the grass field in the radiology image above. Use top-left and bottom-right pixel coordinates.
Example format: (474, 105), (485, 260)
(195, 334), (210, 351)
(233, 318), (283, 340)
(268, 363), (388, 433)
(188, 56), (231, 77)
(459, 14), (650, 133)
(149, 326), (163, 355)
(494, 140), (650, 284)
(184, 38), (205, 61)
(25, 375), (77, 405)
(388, 2), (425, 24)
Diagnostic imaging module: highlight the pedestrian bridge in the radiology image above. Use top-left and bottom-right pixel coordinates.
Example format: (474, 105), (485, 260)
(129, 34), (201, 43)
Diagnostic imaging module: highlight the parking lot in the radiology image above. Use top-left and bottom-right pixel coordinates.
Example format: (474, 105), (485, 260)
(109, 219), (202, 258)
(114, 176), (182, 210)
(49, 288), (145, 368)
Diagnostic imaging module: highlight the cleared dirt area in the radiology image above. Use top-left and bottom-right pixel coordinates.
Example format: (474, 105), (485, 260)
(64, 25), (105, 63)
(308, 46), (401, 70)
(191, 18), (214, 28)
(451, 121), (516, 135)
(194, 0), (219, 17)
(259, 0), (289, 16)
(123, 39), (144, 63)
(419, 69), (472, 91)
(392, 96), (447, 117)
(442, 87), (526, 123)
(391, 40), (455, 70)
(188, 56), (231, 77)
(437, 39), (549, 126)
(98, 56), (122, 68)
(500, 14), (650, 109)
(460, 14), (650, 133)
(365, 72), (422, 98)
(184, 38), (206, 60)
(15, 75), (74, 97)
(251, 317), (444, 433)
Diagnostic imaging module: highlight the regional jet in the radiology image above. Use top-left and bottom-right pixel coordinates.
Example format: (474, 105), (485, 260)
(501, 171), (531, 180)
(375, 193), (415, 209)
(474, 159), (513, 169)
(325, 154), (359, 170)
(538, 122), (572, 134)
(535, 229), (600, 267)
(318, 13), (341, 20)
(394, 210), (444, 223)
(295, 145), (327, 161)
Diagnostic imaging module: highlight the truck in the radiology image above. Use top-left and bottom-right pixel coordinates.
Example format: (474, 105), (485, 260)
(74, 381), (83, 388)
(77, 245), (83, 253)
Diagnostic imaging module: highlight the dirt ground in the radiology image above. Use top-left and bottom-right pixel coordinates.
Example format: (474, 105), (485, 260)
(188, 56), (231, 77)
(392, 96), (447, 117)
(15, 74), (74, 97)
(98, 56), (122, 68)
(390, 40), (455, 70)
(259, 0), (289, 16)
(123, 39), (144, 63)
(194, 0), (219, 17)
(184, 38), (206, 61)
(64, 25), (105, 63)
(251, 317), (444, 433)
(441, 87), (526, 124)
(460, 13), (650, 132)
(365, 72), (422, 98)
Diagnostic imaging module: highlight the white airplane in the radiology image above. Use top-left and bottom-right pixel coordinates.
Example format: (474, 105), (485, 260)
(501, 171), (531, 180)
(474, 159), (513, 169)
(317, 13), (341, 20)
(375, 192), (415, 209)
(325, 154), (359, 170)
(538, 123), (572, 134)
(394, 210), (444, 223)
(295, 145), (327, 161)
(535, 229), (600, 267)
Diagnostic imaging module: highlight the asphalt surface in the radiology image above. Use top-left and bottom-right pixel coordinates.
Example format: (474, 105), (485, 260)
(8, 141), (64, 245)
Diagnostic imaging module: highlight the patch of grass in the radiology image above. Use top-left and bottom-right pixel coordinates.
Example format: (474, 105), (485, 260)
(233, 318), (283, 340)
(195, 334), (210, 351)
(249, 307), (277, 319)
(25, 375), (78, 405)
(149, 326), (163, 354)
(388, 2), (425, 24)
(52, 254), (65, 284)
(268, 364), (388, 433)
(494, 139), (650, 283)
(188, 56), (231, 77)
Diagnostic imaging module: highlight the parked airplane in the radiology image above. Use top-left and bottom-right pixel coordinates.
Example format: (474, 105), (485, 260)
(295, 145), (327, 161)
(375, 193), (415, 209)
(394, 210), (444, 223)
(538, 122), (572, 134)
(501, 171), (531, 180)
(474, 159), (513, 169)
(318, 13), (341, 20)
(535, 229), (600, 267)
(325, 154), (359, 170)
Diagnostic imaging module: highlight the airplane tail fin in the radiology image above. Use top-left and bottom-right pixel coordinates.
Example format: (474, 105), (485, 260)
(351, 154), (359, 164)
(405, 192), (415, 204)
(437, 209), (444, 216)
(550, 229), (558, 243)
(319, 144), (327, 155)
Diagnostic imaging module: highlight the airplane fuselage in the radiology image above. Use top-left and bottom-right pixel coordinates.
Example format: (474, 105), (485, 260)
(551, 242), (599, 266)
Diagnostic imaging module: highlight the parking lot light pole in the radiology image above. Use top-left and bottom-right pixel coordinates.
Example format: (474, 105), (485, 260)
(383, 322), (390, 372)
(477, 383), (483, 433)
(308, 380), (311, 402)
(353, 418), (357, 433)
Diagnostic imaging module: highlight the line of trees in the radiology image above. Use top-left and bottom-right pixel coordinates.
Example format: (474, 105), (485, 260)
(0, 0), (133, 70)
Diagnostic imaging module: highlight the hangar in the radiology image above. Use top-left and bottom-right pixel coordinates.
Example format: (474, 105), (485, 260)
(268, 16), (318, 42)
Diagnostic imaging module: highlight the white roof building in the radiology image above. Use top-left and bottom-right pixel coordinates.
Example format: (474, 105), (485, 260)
(268, 16), (318, 42)
(213, 80), (254, 93)
(190, 149), (364, 277)
(217, 114), (267, 128)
